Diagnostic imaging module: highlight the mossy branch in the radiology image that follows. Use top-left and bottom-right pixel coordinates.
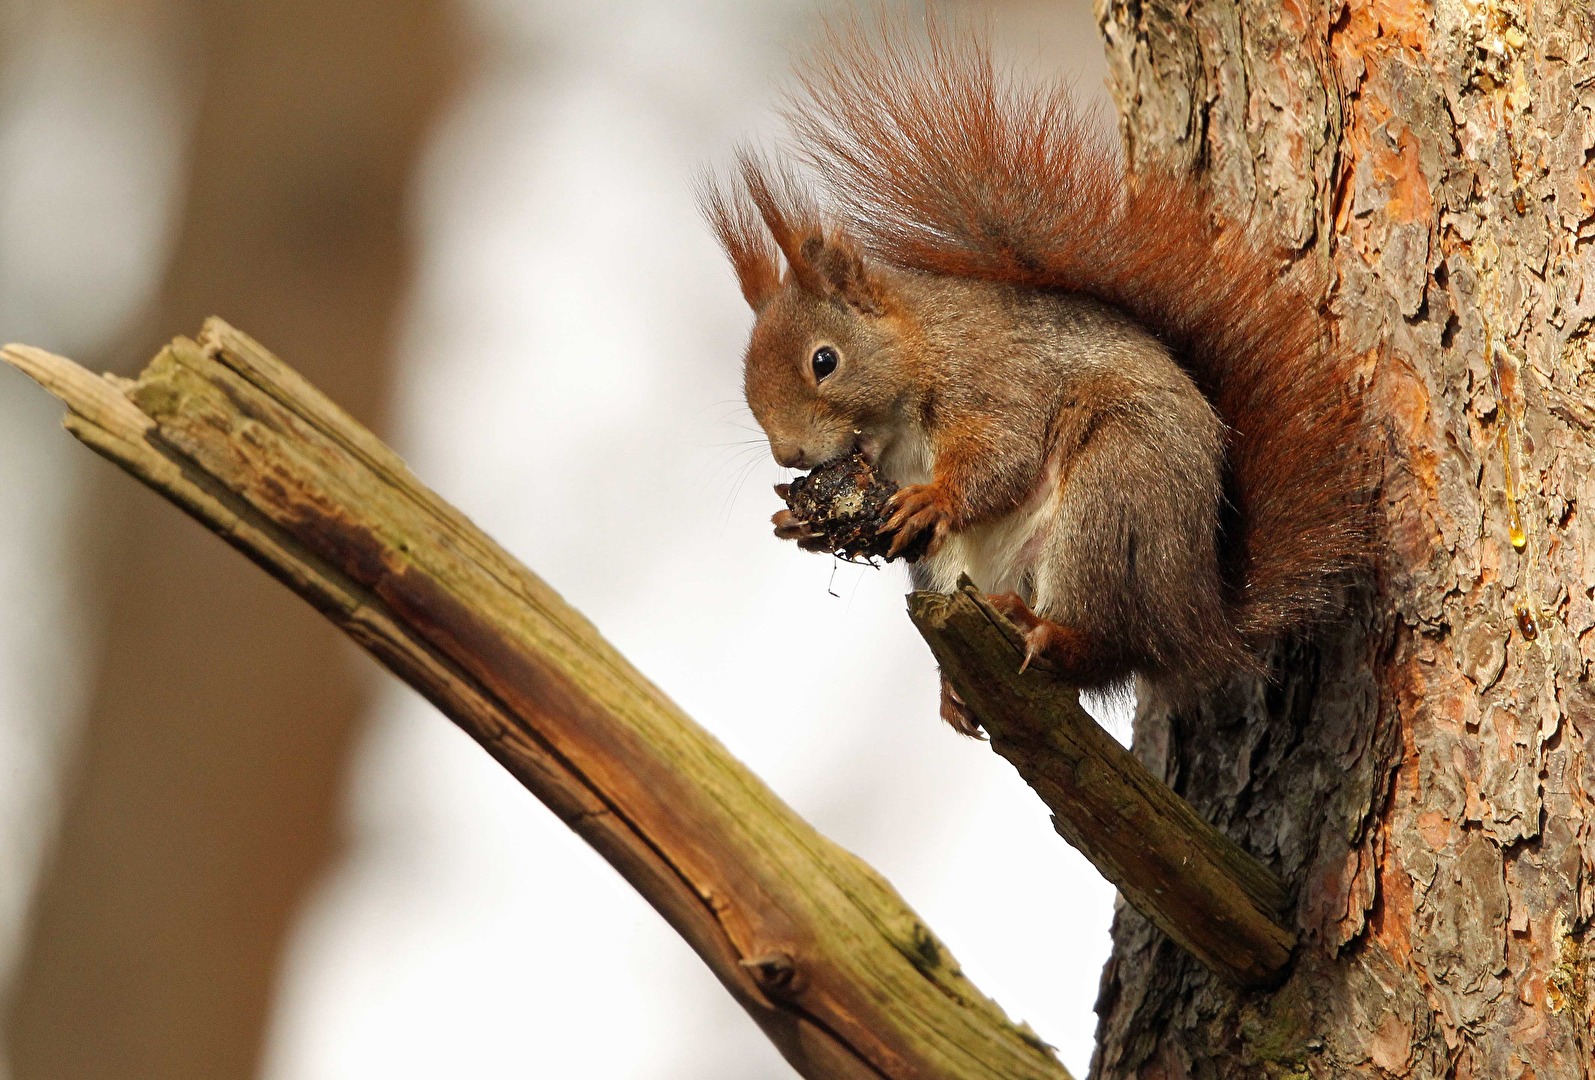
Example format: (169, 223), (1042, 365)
(1, 320), (1071, 1080)
(909, 583), (1296, 989)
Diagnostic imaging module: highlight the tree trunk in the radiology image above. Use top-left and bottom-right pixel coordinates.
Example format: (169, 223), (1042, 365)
(1092, 1), (1595, 1076)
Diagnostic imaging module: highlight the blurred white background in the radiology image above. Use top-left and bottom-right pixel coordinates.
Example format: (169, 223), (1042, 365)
(0, 1), (1119, 1076)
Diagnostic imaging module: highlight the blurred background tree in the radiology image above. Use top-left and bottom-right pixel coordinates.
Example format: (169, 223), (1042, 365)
(2, 2), (462, 1078)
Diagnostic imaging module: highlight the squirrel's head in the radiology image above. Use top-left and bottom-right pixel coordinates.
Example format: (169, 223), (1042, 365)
(740, 235), (909, 470)
(704, 158), (911, 470)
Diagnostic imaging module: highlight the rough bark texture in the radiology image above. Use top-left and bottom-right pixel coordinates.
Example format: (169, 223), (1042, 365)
(1092, 1), (1595, 1076)
(2, 5), (461, 1079)
(1, 322), (1074, 1080)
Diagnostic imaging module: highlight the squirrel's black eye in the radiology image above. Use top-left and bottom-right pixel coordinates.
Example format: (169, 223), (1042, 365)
(811, 345), (839, 381)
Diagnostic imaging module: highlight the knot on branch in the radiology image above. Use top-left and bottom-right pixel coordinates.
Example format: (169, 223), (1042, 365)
(740, 950), (803, 998)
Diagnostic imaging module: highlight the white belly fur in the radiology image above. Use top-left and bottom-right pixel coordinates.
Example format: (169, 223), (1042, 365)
(879, 431), (1061, 603)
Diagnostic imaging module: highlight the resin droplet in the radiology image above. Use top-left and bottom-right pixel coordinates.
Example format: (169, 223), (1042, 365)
(1515, 601), (1539, 641)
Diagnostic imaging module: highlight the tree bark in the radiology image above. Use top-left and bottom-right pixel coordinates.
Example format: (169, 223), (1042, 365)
(1092, 1), (1595, 1075)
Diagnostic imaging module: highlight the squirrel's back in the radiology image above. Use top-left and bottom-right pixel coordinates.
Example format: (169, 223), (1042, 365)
(755, 16), (1368, 648)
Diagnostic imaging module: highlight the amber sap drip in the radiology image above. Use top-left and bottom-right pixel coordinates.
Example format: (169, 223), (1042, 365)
(1501, 422), (1526, 551)
(1487, 324), (1527, 553)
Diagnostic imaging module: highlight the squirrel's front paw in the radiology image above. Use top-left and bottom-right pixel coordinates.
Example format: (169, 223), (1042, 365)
(884, 483), (955, 558)
(771, 486), (832, 552)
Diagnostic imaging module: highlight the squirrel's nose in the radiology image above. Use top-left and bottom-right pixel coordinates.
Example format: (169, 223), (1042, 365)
(772, 443), (807, 469)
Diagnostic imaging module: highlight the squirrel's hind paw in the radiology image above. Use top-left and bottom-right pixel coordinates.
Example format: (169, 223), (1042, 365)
(938, 675), (985, 739)
(986, 592), (1091, 678)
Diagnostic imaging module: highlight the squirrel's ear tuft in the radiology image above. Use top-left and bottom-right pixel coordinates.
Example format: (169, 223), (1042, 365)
(801, 234), (891, 316)
(707, 149), (890, 316)
(737, 150), (829, 297)
(700, 174), (781, 312)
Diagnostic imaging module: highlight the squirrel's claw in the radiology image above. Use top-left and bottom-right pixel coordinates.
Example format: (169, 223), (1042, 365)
(990, 593), (1050, 674)
(1017, 631), (1047, 675)
(939, 674), (985, 739)
(986, 592), (1085, 678)
(771, 508), (808, 537)
(884, 483), (954, 558)
(1015, 620), (1077, 675)
(773, 508), (830, 552)
(773, 488), (829, 551)
(988, 592), (1040, 672)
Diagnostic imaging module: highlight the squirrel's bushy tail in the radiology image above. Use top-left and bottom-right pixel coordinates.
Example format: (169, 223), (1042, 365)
(785, 15), (1368, 645)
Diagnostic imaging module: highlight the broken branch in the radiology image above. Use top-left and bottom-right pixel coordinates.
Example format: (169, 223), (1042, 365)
(2, 321), (1071, 1080)
(909, 583), (1296, 989)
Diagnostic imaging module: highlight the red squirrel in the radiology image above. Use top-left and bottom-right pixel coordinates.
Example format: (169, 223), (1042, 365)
(704, 19), (1366, 732)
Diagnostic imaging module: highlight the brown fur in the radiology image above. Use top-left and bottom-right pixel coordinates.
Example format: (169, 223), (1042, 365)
(703, 16), (1367, 703)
